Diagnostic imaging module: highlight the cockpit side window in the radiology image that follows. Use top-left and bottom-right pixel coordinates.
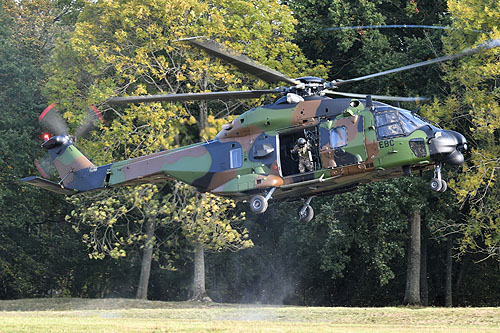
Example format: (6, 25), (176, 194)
(330, 126), (347, 148)
(375, 111), (404, 139)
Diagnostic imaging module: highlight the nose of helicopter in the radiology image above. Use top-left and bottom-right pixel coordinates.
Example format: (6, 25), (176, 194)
(428, 130), (467, 165)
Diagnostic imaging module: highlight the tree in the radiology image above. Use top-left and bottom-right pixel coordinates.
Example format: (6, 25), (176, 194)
(50, 0), (325, 300)
(67, 184), (178, 299)
(0, 0), (106, 299)
(315, 180), (414, 291)
(422, 0), (500, 259)
(404, 210), (421, 305)
(289, 0), (449, 102)
(170, 184), (252, 301)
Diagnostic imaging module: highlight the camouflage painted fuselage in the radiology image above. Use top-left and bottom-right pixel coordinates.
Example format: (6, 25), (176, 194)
(26, 96), (459, 202)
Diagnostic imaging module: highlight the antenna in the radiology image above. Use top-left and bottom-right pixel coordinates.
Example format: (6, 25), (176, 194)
(366, 95), (374, 109)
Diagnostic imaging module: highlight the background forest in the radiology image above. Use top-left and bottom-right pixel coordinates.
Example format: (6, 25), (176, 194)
(1, 0), (500, 307)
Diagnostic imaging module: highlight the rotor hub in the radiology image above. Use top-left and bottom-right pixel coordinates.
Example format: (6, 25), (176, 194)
(289, 76), (327, 97)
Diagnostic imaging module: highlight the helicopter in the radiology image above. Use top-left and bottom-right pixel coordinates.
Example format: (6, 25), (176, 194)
(20, 36), (499, 222)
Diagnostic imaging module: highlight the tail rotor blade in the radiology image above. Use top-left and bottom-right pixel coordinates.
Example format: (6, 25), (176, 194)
(39, 103), (69, 135)
(35, 156), (56, 179)
(74, 105), (105, 138)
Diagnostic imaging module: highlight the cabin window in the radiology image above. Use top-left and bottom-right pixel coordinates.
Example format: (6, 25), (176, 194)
(229, 148), (242, 168)
(375, 111), (404, 139)
(330, 126), (347, 148)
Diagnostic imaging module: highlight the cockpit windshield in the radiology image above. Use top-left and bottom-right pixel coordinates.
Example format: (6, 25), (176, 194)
(399, 110), (429, 133)
(375, 107), (432, 139)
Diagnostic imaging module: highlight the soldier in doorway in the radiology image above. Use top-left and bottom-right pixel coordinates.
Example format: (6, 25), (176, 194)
(291, 138), (314, 173)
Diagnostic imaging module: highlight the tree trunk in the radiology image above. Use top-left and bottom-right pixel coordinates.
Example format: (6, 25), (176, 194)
(404, 209), (421, 305)
(445, 236), (453, 307)
(190, 242), (212, 302)
(455, 255), (467, 297)
(420, 220), (428, 306)
(136, 217), (156, 300)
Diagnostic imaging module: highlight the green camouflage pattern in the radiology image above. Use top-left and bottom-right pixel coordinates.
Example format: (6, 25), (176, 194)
(23, 96), (465, 204)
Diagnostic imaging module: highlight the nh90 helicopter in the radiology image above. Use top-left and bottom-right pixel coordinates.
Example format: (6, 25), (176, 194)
(21, 36), (499, 222)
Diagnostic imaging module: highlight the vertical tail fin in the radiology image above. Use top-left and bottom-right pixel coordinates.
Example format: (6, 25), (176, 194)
(43, 135), (94, 188)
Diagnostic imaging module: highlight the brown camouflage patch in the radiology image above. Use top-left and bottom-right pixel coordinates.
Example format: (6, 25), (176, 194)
(365, 139), (380, 162)
(268, 160), (280, 176)
(321, 150), (337, 169)
(341, 163), (367, 176)
(206, 169), (238, 191)
(165, 145), (208, 164)
(122, 152), (170, 181)
(292, 100), (322, 125)
(220, 130), (262, 153)
(334, 115), (361, 142)
(215, 118), (251, 139)
(54, 153), (94, 187)
(255, 175), (284, 189)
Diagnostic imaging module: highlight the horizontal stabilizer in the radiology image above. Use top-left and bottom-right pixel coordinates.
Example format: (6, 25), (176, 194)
(19, 176), (79, 195)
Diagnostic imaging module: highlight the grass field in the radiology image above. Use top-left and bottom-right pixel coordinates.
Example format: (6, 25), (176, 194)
(1, 298), (500, 332)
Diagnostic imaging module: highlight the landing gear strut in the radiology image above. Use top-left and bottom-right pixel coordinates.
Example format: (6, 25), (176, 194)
(430, 163), (447, 192)
(298, 196), (314, 222)
(249, 188), (275, 214)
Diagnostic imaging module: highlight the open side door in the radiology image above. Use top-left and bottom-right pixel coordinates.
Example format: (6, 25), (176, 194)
(277, 126), (322, 177)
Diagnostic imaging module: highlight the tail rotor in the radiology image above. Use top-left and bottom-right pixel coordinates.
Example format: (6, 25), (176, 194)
(39, 103), (69, 136)
(35, 103), (104, 179)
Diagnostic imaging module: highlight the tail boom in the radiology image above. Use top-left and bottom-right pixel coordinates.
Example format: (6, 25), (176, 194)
(21, 136), (229, 195)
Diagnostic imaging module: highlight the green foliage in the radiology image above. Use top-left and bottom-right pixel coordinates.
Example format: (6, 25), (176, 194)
(5, 0), (500, 306)
(45, 0), (327, 130)
(289, 0), (449, 105)
(171, 184), (253, 253)
(50, 0), (322, 271)
(421, 0), (500, 258)
(68, 185), (163, 259)
(0, 0), (108, 299)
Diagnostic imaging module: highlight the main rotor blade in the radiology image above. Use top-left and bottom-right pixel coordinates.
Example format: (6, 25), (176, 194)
(107, 89), (279, 105)
(74, 105), (105, 138)
(333, 39), (500, 87)
(179, 37), (299, 85)
(324, 25), (485, 33)
(323, 90), (429, 102)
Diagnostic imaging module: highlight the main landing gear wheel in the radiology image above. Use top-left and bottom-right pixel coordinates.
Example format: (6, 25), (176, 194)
(297, 204), (314, 223)
(250, 195), (268, 214)
(297, 196), (314, 222)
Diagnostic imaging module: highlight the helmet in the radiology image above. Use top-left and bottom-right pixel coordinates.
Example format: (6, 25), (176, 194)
(297, 138), (306, 146)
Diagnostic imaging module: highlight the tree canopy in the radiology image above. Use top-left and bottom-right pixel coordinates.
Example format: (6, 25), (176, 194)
(2, 0), (500, 306)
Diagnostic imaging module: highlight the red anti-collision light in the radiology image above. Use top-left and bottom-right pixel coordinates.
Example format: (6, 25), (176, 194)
(42, 133), (50, 141)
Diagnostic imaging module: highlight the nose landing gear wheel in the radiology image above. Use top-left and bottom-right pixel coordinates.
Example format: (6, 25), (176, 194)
(298, 204), (314, 223)
(439, 180), (447, 192)
(430, 163), (447, 192)
(430, 178), (442, 192)
(250, 195), (268, 214)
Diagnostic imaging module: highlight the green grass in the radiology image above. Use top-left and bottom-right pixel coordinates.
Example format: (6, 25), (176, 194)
(1, 298), (500, 332)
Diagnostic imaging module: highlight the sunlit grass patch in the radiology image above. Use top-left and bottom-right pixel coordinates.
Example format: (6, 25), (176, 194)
(0, 299), (499, 332)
